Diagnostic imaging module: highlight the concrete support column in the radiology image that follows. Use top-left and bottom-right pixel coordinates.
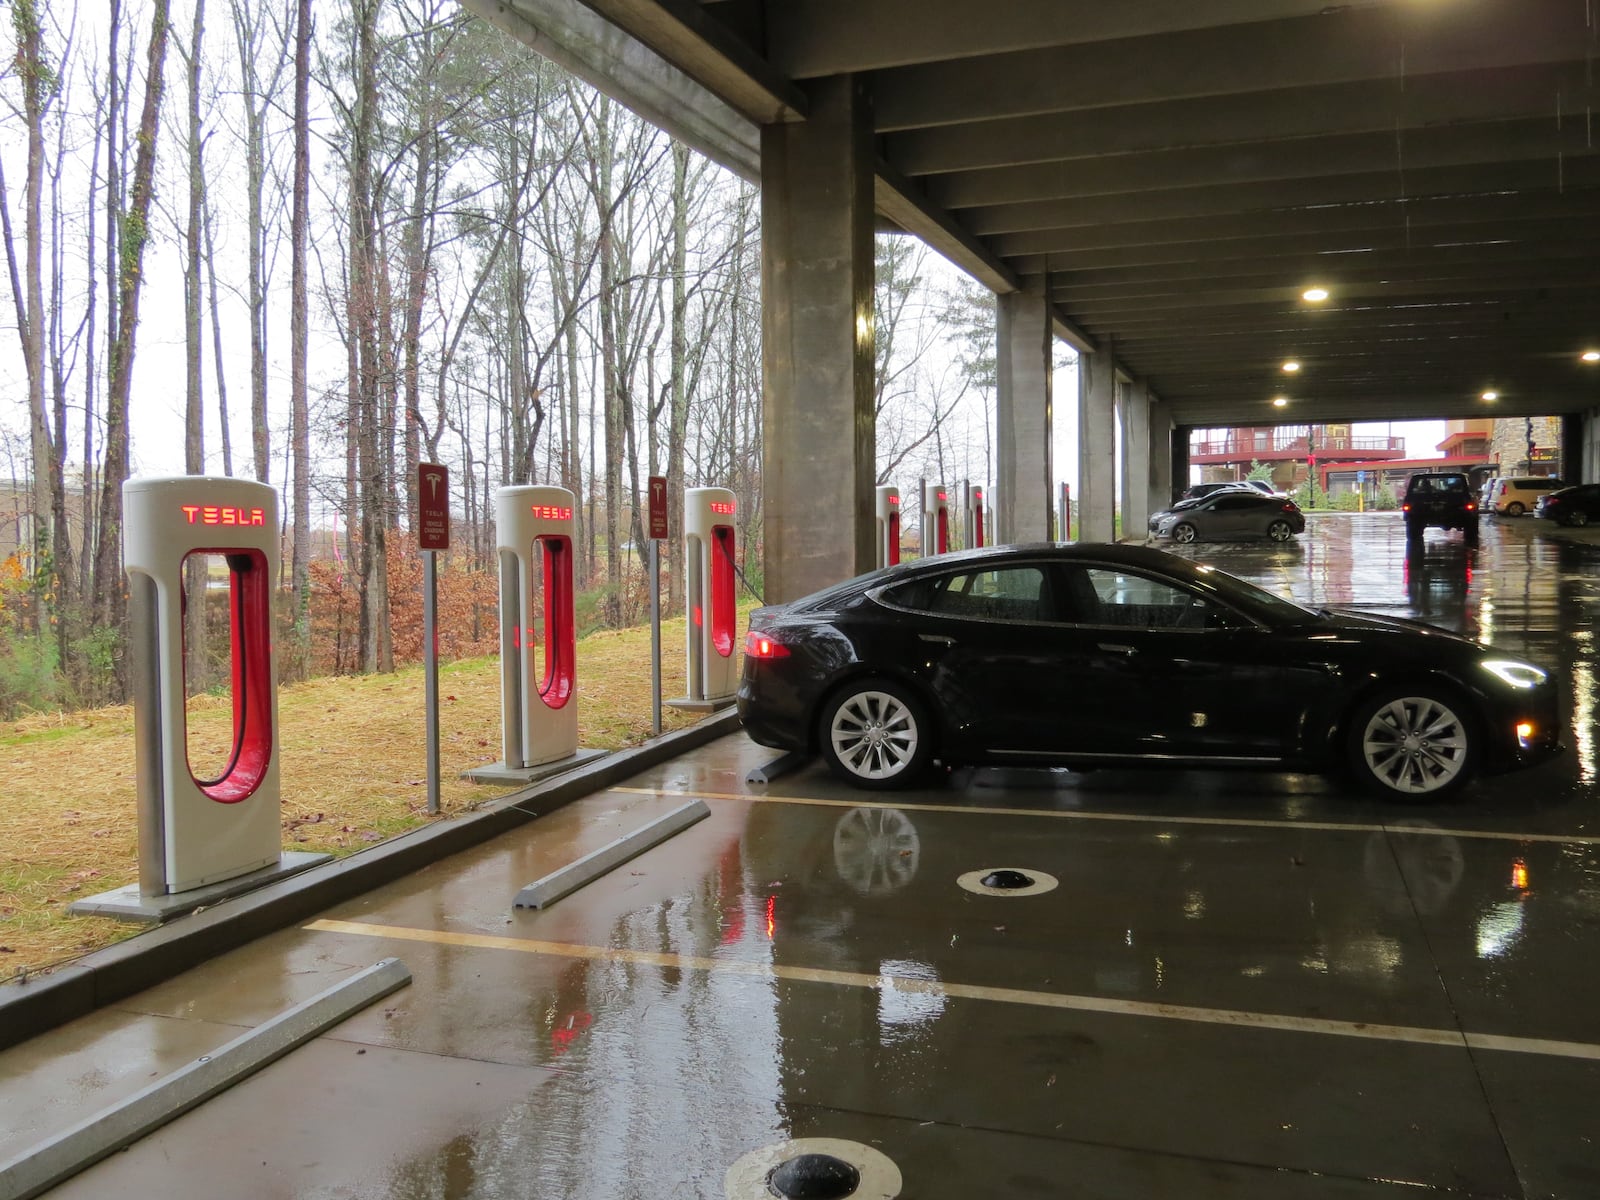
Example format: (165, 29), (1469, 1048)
(1076, 340), (1117, 542)
(1171, 425), (1193, 505)
(1146, 398), (1175, 515)
(760, 76), (875, 602)
(995, 290), (1053, 543)
(1119, 379), (1151, 539)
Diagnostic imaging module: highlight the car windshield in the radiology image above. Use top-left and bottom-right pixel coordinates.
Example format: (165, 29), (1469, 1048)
(1184, 561), (1320, 624)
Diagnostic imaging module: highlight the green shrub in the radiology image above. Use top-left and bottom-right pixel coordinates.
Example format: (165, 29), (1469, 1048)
(0, 630), (59, 718)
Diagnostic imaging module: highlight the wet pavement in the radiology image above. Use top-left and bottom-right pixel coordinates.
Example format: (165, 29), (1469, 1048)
(4, 512), (1600, 1199)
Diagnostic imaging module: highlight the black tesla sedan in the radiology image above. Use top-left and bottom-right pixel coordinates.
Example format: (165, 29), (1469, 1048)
(738, 544), (1560, 800)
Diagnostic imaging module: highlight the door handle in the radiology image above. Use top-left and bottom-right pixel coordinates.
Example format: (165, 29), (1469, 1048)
(1098, 642), (1137, 656)
(918, 634), (956, 646)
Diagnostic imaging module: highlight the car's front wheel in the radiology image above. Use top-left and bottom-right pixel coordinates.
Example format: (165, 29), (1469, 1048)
(1266, 518), (1294, 542)
(1347, 686), (1478, 801)
(1171, 522), (1198, 544)
(818, 679), (933, 789)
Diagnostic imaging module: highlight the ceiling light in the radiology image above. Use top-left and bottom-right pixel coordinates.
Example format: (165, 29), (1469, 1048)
(1302, 287), (1329, 302)
(1481, 391), (1499, 402)
(1272, 396), (1289, 407)
(1583, 350), (1600, 363)
(1282, 361), (1301, 373)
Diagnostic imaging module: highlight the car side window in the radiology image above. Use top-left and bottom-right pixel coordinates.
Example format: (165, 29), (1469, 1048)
(1210, 495), (1257, 510)
(881, 566), (1050, 623)
(1071, 566), (1239, 631)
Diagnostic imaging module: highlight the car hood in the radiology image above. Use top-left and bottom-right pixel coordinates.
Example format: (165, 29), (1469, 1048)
(1302, 606), (1481, 648)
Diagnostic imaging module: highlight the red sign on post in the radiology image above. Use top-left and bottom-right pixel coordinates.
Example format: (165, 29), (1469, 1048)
(648, 475), (668, 540)
(418, 464), (450, 551)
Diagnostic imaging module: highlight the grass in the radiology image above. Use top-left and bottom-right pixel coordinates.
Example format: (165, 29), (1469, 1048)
(0, 607), (745, 980)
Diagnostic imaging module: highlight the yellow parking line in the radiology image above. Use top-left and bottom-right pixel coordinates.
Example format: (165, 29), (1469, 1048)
(611, 786), (1600, 846)
(305, 918), (1600, 1063)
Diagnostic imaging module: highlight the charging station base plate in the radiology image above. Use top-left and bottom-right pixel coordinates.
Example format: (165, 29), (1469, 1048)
(462, 748), (607, 786)
(666, 695), (736, 713)
(67, 851), (334, 924)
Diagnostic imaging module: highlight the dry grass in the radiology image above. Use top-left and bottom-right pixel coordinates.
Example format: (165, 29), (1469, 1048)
(0, 608), (744, 979)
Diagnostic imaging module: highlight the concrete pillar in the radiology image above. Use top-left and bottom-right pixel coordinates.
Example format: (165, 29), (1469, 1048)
(1146, 398), (1175, 516)
(1119, 379), (1151, 539)
(1171, 425), (1193, 504)
(760, 76), (875, 603)
(995, 290), (1053, 543)
(1076, 339), (1117, 542)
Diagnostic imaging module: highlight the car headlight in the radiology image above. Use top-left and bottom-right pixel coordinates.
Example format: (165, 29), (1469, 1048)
(1481, 659), (1548, 689)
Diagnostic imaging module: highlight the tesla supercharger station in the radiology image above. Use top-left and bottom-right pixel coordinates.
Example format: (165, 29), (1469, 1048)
(672, 486), (738, 711)
(467, 485), (601, 784)
(73, 476), (329, 921)
(923, 482), (950, 555)
(968, 484), (986, 549)
(876, 485), (901, 569)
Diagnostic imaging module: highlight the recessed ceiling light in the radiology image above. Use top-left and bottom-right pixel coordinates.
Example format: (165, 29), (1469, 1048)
(1282, 361), (1301, 373)
(1272, 396), (1289, 407)
(1302, 287), (1330, 302)
(1583, 350), (1600, 363)
(1481, 391), (1499, 401)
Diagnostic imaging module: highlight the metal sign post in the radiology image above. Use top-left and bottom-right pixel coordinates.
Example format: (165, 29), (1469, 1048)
(418, 464), (449, 814)
(648, 475), (667, 736)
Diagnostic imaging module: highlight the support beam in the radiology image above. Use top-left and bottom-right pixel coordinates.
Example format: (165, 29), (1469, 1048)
(1120, 380), (1152, 539)
(1147, 398), (1175, 515)
(996, 290), (1053, 543)
(761, 75), (876, 602)
(1077, 340), (1117, 543)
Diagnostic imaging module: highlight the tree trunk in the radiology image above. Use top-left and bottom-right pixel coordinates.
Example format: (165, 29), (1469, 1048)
(183, 0), (208, 693)
(93, 0), (172, 694)
(290, 0), (312, 657)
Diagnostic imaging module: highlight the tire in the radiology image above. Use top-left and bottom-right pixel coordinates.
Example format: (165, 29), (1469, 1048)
(818, 678), (933, 790)
(1404, 518), (1423, 542)
(1266, 518), (1294, 542)
(1506, 501), (1525, 516)
(1464, 517), (1480, 546)
(1171, 522), (1198, 544)
(1346, 686), (1478, 801)
(1569, 511), (1589, 527)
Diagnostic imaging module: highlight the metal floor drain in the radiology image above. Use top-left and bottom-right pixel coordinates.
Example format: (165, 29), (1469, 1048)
(957, 867), (1060, 897)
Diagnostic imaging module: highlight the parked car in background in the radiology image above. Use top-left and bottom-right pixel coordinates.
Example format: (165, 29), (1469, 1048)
(1149, 491), (1305, 543)
(1535, 484), (1600, 527)
(1402, 473), (1479, 544)
(737, 543), (1562, 799)
(1178, 481), (1257, 502)
(1240, 479), (1289, 498)
(1488, 476), (1564, 516)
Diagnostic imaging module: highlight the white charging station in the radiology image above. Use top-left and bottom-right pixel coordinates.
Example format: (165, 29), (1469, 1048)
(671, 486), (738, 711)
(72, 476), (328, 922)
(923, 482), (950, 556)
(967, 484), (987, 549)
(876, 485), (901, 569)
(466, 485), (601, 784)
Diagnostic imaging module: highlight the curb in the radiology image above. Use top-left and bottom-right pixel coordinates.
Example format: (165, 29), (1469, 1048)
(0, 709), (743, 1052)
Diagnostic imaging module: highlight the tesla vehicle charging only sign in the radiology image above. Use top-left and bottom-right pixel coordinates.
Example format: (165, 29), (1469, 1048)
(649, 475), (668, 539)
(419, 464), (450, 550)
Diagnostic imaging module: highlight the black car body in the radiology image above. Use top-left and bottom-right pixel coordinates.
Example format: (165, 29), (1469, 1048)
(1149, 491), (1305, 543)
(1535, 484), (1600, 527)
(1402, 473), (1479, 543)
(738, 543), (1560, 799)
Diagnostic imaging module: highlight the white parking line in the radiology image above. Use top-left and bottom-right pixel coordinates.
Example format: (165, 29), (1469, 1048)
(612, 786), (1600, 846)
(304, 918), (1600, 1063)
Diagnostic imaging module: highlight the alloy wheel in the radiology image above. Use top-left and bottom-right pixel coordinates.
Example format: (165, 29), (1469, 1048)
(1267, 519), (1293, 542)
(1359, 695), (1470, 796)
(1172, 523), (1197, 544)
(829, 690), (920, 782)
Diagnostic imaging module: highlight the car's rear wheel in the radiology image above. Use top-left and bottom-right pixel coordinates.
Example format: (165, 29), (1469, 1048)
(1404, 518), (1423, 541)
(1266, 518), (1294, 542)
(1568, 510), (1589, 527)
(1171, 522), (1198, 544)
(1464, 517), (1480, 545)
(1506, 501), (1526, 516)
(1347, 686), (1478, 801)
(819, 679), (933, 790)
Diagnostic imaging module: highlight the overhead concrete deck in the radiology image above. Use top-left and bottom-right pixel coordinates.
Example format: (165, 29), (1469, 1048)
(5, 514), (1600, 1198)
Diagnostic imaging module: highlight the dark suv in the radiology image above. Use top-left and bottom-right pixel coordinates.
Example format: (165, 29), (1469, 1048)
(1402, 472), (1479, 544)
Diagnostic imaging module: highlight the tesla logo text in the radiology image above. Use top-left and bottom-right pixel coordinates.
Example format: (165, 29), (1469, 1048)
(530, 505), (573, 520)
(888, 495), (899, 506)
(180, 505), (266, 526)
(709, 501), (735, 515)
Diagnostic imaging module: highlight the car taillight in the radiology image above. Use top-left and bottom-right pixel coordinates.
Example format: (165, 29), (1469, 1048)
(1465, 502), (1476, 511)
(744, 631), (790, 659)
(1402, 503), (1411, 512)
(1282, 502), (1296, 512)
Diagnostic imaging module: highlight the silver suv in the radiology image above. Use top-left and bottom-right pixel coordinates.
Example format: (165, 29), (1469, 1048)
(1488, 476), (1563, 516)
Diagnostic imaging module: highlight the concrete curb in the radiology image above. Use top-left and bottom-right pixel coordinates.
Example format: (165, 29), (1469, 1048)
(0, 709), (742, 1052)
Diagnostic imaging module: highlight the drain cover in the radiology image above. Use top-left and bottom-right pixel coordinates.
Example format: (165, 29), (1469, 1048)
(980, 869), (1034, 889)
(767, 1153), (861, 1198)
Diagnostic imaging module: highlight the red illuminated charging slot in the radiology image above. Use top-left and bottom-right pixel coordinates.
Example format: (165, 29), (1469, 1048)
(744, 631), (790, 659)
